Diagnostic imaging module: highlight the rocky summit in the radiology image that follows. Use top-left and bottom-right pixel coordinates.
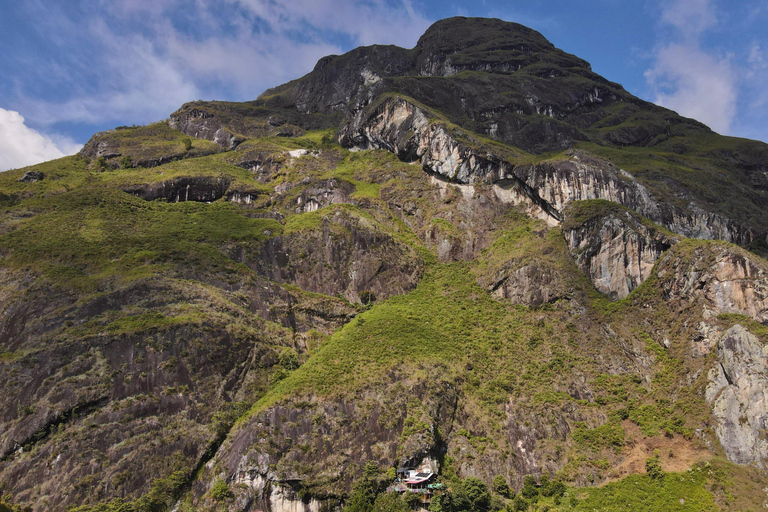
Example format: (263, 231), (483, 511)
(2, 16), (768, 512)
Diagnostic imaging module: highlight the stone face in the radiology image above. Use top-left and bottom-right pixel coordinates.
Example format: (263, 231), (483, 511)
(18, 171), (44, 183)
(706, 325), (768, 467)
(294, 179), (354, 214)
(168, 109), (245, 149)
(247, 208), (424, 304)
(490, 265), (566, 305)
(656, 243), (768, 323)
(564, 208), (677, 299)
(123, 176), (232, 203)
(341, 96), (756, 247)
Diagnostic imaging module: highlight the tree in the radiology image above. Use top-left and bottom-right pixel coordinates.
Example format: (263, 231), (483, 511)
(539, 475), (565, 498)
(402, 491), (421, 508)
(279, 347), (300, 370)
(510, 495), (529, 512)
(454, 477), (490, 511)
(360, 290), (376, 306)
(181, 137), (192, 151)
(345, 462), (385, 512)
(492, 475), (511, 498)
(371, 493), (410, 512)
(95, 157), (107, 172)
(521, 476), (538, 499)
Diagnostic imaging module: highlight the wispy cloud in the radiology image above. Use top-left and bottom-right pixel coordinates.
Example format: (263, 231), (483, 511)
(5, 0), (430, 139)
(645, 43), (736, 133)
(0, 108), (81, 172)
(645, 0), (738, 134)
(659, 0), (717, 39)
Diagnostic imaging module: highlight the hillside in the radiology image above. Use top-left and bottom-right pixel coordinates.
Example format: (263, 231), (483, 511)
(1, 16), (768, 512)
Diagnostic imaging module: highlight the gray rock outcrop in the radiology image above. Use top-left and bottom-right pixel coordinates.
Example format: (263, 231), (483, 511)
(564, 206), (678, 299)
(706, 325), (768, 467)
(340, 96), (757, 248)
(656, 243), (768, 323)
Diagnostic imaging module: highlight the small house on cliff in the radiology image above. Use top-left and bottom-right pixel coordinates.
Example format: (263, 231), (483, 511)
(388, 465), (444, 505)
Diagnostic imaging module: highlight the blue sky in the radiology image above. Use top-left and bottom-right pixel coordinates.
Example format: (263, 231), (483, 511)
(1, 0), (768, 171)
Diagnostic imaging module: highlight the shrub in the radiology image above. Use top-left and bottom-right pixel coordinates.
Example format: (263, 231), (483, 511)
(210, 479), (233, 501)
(539, 475), (565, 498)
(510, 495), (529, 511)
(181, 137), (193, 151)
(279, 348), (300, 371)
(492, 475), (511, 498)
(521, 476), (538, 499)
(454, 477), (490, 511)
(646, 456), (664, 480)
(360, 290), (376, 306)
(371, 493), (410, 512)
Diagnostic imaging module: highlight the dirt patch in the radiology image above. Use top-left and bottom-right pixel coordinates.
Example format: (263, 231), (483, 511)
(610, 421), (711, 480)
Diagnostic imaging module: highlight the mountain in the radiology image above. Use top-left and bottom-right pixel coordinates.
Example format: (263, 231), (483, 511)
(1, 16), (768, 512)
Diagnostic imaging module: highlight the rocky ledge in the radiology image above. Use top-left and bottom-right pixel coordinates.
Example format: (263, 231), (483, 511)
(339, 95), (761, 250)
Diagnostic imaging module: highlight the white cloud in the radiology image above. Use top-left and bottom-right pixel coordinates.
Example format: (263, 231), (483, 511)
(0, 108), (82, 172)
(646, 0), (738, 134)
(660, 0), (717, 39)
(11, 0), (431, 135)
(228, 0), (430, 47)
(645, 43), (736, 133)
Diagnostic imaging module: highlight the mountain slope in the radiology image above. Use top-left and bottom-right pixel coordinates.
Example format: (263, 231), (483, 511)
(2, 16), (768, 512)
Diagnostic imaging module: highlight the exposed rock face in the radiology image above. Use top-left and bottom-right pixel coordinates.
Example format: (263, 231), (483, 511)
(489, 265), (565, 305)
(294, 179), (354, 213)
(265, 45), (412, 115)
(564, 206), (678, 299)
(167, 101), (337, 149)
(0, 277), (286, 511)
(656, 243), (768, 323)
(200, 373), (462, 507)
(124, 176), (231, 202)
(245, 208), (424, 304)
(169, 109), (245, 150)
(18, 171), (44, 183)
(10, 15), (768, 512)
(230, 473), (322, 512)
(229, 145), (289, 183)
(79, 124), (222, 167)
(340, 97), (506, 183)
(340, 95), (759, 248)
(706, 325), (768, 467)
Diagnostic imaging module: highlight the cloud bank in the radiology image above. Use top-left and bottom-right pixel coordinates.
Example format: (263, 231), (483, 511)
(0, 108), (81, 172)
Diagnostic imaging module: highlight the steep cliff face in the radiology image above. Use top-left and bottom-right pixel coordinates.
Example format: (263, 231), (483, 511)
(340, 95), (759, 252)
(0, 277), (295, 511)
(244, 207), (425, 304)
(124, 176), (232, 203)
(706, 325), (768, 467)
(563, 203), (678, 299)
(655, 242), (768, 323)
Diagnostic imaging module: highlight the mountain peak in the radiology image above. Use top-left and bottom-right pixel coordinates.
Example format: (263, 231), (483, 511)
(416, 16), (558, 57)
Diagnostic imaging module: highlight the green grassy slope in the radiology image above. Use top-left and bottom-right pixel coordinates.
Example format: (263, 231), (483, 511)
(1, 110), (768, 511)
